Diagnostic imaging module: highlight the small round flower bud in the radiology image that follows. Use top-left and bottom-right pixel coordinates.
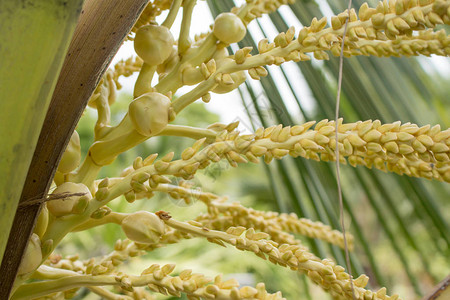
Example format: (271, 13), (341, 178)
(213, 13), (246, 44)
(134, 25), (174, 66)
(47, 182), (92, 217)
(128, 92), (171, 136)
(18, 233), (42, 275)
(121, 211), (165, 244)
(57, 130), (81, 174)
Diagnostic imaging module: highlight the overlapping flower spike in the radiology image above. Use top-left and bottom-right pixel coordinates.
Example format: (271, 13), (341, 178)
(141, 264), (285, 299)
(18, 264), (284, 300)
(23, 264), (285, 300)
(163, 215), (399, 300)
(111, 56), (143, 89)
(154, 182), (352, 248)
(239, 119), (450, 182)
(170, 0), (450, 113)
(86, 239), (146, 276)
(127, 0), (174, 39)
(83, 119), (447, 212)
(131, 180), (349, 249)
(202, 200), (353, 250)
(232, 0), (297, 24)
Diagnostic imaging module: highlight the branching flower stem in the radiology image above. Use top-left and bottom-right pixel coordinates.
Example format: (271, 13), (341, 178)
(163, 216), (393, 300)
(161, 0), (182, 29)
(178, 0), (197, 54)
(158, 124), (218, 140)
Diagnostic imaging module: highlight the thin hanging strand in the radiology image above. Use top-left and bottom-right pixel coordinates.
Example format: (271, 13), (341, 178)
(335, 0), (356, 299)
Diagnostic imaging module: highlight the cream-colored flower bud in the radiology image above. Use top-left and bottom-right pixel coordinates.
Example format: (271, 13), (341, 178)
(128, 92), (171, 136)
(212, 58), (246, 94)
(121, 211), (165, 244)
(18, 233), (42, 275)
(47, 182), (92, 217)
(134, 25), (174, 66)
(212, 71), (246, 93)
(213, 13), (246, 44)
(57, 130), (81, 174)
(33, 204), (49, 238)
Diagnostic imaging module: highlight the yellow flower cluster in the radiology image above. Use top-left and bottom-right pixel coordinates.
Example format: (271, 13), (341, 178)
(127, 0), (173, 39)
(111, 56), (143, 89)
(254, 0), (450, 60)
(232, 0), (297, 25)
(22, 254), (283, 300)
(109, 119), (449, 206)
(18, 0), (448, 299)
(165, 216), (397, 300)
(200, 200), (354, 250)
(167, 0), (449, 113)
(141, 181), (351, 248)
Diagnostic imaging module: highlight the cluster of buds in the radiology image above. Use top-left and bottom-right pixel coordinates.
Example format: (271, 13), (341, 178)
(294, 0), (450, 59)
(232, 0), (297, 25)
(199, 200), (353, 249)
(109, 118), (448, 212)
(127, 0), (173, 39)
(215, 0), (450, 77)
(31, 1), (448, 299)
(196, 119), (449, 182)
(140, 263), (284, 299)
(165, 217), (398, 300)
(111, 56), (143, 89)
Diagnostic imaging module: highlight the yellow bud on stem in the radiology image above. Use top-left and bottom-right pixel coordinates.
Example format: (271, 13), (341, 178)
(57, 130), (81, 174)
(121, 211), (165, 244)
(134, 25), (174, 66)
(18, 234), (42, 275)
(213, 13), (246, 44)
(47, 182), (92, 217)
(129, 92), (171, 136)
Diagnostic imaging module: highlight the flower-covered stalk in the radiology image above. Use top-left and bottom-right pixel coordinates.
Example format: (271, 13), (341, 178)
(11, 0), (450, 299)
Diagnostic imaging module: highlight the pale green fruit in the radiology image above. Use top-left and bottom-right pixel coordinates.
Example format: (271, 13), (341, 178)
(121, 211), (165, 244)
(47, 182), (92, 217)
(134, 25), (174, 66)
(57, 130), (81, 174)
(18, 233), (42, 275)
(128, 92), (171, 136)
(213, 13), (246, 44)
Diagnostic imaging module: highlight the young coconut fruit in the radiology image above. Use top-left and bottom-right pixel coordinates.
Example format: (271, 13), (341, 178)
(57, 130), (81, 174)
(213, 13), (246, 44)
(47, 182), (92, 217)
(134, 24), (175, 66)
(17, 233), (42, 275)
(128, 92), (172, 136)
(121, 211), (165, 244)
